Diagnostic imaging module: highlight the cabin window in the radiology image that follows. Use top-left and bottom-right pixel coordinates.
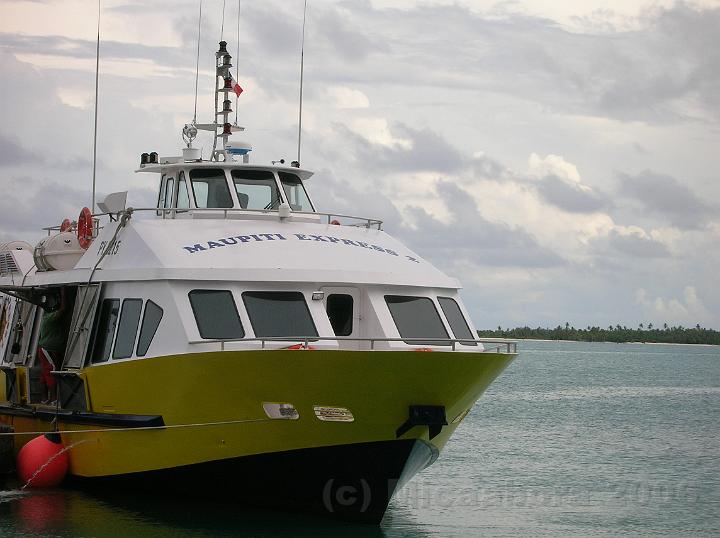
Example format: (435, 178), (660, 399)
(136, 301), (163, 356)
(189, 290), (244, 339)
(190, 168), (233, 208)
(157, 176), (166, 208)
(231, 170), (282, 210)
(279, 172), (314, 212)
(438, 297), (477, 346)
(164, 178), (175, 208)
(327, 294), (353, 336)
(242, 291), (318, 338)
(112, 299), (143, 359)
(177, 172), (190, 209)
(91, 299), (120, 363)
(385, 296), (450, 346)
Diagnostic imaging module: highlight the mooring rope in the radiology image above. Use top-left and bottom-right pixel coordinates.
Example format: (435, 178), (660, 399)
(0, 416), (274, 438)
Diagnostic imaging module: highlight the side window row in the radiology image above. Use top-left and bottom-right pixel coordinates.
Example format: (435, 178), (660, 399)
(90, 299), (163, 364)
(188, 289), (475, 346)
(189, 290), (318, 340)
(384, 295), (476, 346)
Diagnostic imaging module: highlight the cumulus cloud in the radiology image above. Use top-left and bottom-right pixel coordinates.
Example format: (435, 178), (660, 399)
(635, 286), (715, 327)
(401, 181), (565, 268)
(338, 121), (466, 173)
(526, 153), (609, 214)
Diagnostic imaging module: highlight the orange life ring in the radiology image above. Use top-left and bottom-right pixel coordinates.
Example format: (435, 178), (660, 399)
(59, 218), (72, 232)
(413, 347), (434, 352)
(285, 343), (317, 350)
(77, 207), (93, 249)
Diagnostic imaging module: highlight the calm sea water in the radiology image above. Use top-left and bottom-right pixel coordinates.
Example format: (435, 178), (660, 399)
(1, 340), (718, 537)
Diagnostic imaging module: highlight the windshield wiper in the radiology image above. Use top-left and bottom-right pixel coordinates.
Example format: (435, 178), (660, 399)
(264, 194), (282, 210)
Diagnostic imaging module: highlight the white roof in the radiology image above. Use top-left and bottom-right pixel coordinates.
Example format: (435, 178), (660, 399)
(135, 161), (315, 181)
(18, 217), (459, 289)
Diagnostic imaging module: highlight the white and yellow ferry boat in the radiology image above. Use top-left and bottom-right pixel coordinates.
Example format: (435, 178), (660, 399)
(0, 40), (517, 522)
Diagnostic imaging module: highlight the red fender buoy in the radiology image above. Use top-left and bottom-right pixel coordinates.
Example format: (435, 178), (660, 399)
(77, 207), (93, 249)
(59, 218), (72, 232)
(17, 433), (69, 488)
(330, 219), (341, 225)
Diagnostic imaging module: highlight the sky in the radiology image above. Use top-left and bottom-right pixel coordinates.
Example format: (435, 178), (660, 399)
(0, 0), (718, 330)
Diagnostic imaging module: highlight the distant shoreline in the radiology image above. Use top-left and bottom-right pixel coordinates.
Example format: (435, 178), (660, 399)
(477, 327), (720, 346)
(480, 337), (719, 348)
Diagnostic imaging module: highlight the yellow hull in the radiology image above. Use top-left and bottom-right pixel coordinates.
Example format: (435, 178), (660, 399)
(2, 349), (514, 476)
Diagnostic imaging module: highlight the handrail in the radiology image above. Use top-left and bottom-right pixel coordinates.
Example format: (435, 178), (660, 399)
(76, 207), (384, 230)
(188, 336), (518, 354)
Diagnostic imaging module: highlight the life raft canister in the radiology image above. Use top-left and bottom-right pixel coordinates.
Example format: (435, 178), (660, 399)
(77, 207), (93, 249)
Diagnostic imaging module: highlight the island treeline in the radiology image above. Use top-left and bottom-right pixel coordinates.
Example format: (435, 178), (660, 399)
(477, 323), (720, 345)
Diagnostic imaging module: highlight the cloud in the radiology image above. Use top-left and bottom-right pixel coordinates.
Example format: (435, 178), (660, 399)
(634, 286), (715, 327)
(339, 122), (466, 173)
(590, 228), (671, 259)
(526, 153), (609, 214)
(399, 181), (564, 268)
(0, 0), (718, 330)
(0, 134), (39, 166)
(618, 170), (718, 229)
(534, 175), (608, 214)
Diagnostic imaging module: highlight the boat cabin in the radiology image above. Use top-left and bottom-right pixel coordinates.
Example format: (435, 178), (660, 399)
(139, 162), (316, 215)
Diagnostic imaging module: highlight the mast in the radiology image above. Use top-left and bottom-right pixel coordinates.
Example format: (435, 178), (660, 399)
(91, 0), (101, 211)
(213, 41), (241, 162)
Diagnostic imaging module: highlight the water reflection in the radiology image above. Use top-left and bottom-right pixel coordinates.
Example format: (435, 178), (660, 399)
(0, 483), (427, 537)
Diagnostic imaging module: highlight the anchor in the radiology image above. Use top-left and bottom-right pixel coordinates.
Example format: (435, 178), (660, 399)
(395, 405), (448, 440)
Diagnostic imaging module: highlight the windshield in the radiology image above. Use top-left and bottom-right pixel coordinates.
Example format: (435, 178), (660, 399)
(231, 169), (283, 210)
(279, 172), (314, 212)
(189, 168), (233, 208)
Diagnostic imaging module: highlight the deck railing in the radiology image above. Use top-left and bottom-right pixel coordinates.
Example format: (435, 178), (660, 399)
(189, 336), (518, 354)
(40, 207), (384, 235)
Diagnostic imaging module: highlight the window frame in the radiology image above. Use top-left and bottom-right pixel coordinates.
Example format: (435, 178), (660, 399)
(176, 171), (190, 210)
(278, 172), (315, 212)
(136, 300), (164, 357)
(437, 297), (477, 346)
(112, 298), (144, 360)
(189, 168), (234, 209)
(241, 291), (318, 339)
(326, 293), (354, 337)
(231, 169), (284, 210)
(90, 298), (121, 364)
(188, 289), (245, 340)
(384, 295), (451, 346)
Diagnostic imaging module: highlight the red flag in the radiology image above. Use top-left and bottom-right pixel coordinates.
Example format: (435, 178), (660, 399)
(230, 73), (243, 97)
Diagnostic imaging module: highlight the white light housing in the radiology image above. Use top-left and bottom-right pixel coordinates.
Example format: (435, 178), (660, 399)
(312, 291), (324, 301)
(278, 202), (291, 219)
(183, 147), (201, 162)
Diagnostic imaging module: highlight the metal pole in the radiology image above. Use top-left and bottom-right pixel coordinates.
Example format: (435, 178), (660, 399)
(91, 0), (101, 212)
(297, 0), (308, 164)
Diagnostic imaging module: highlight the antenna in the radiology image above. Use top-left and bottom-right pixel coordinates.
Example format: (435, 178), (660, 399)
(235, 0), (241, 126)
(193, 0), (203, 124)
(91, 0), (101, 212)
(297, 0), (308, 165)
